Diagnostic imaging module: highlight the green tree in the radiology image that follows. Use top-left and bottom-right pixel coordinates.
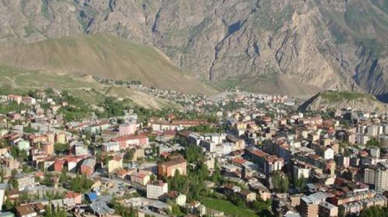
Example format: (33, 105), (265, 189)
(272, 171), (289, 193)
(366, 138), (380, 147)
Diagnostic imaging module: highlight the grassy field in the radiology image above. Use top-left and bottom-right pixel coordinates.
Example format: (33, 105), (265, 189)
(201, 197), (257, 217)
(0, 34), (216, 95)
(321, 91), (376, 102)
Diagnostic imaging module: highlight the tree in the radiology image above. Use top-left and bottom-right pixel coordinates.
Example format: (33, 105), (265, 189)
(184, 145), (204, 163)
(124, 149), (135, 163)
(69, 175), (94, 193)
(272, 171), (289, 193)
(18, 149), (28, 161)
(250, 198), (272, 213)
(2, 198), (14, 211)
(366, 138), (380, 147)
(211, 158), (222, 184)
(59, 166), (68, 184)
(54, 143), (69, 154)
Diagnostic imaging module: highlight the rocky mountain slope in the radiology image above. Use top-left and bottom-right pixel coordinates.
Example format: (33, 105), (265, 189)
(299, 91), (388, 112)
(1, 0), (388, 98)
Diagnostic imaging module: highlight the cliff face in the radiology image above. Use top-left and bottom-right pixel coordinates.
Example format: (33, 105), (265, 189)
(2, 0), (388, 97)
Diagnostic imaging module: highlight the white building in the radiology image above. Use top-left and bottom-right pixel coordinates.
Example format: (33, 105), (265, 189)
(0, 183), (6, 210)
(146, 181), (168, 199)
(323, 148), (334, 160)
(102, 142), (120, 152)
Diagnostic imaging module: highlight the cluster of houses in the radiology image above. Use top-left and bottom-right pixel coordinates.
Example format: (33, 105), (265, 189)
(2, 87), (388, 217)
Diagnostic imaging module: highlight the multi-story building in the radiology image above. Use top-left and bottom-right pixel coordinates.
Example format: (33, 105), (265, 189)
(119, 123), (137, 136)
(41, 142), (54, 155)
(158, 157), (187, 177)
(112, 135), (149, 149)
(14, 173), (36, 191)
(55, 132), (67, 144)
(102, 142), (120, 152)
(319, 202), (338, 217)
(107, 156), (123, 173)
(130, 170), (151, 186)
(364, 163), (388, 192)
(300, 192), (329, 217)
(146, 181), (168, 199)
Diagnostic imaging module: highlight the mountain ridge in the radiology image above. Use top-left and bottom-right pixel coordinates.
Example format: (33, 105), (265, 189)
(1, 0), (388, 98)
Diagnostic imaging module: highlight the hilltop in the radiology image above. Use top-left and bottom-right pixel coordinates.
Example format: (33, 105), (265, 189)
(299, 91), (388, 112)
(0, 34), (216, 96)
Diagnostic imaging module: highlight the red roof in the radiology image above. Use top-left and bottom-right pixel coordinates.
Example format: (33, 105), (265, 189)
(65, 191), (81, 199)
(112, 135), (148, 142)
(232, 157), (247, 165)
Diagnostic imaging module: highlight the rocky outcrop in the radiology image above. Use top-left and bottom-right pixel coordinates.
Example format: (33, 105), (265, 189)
(1, 0), (388, 98)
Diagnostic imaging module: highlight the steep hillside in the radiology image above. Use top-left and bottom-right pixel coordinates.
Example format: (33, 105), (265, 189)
(1, 0), (388, 97)
(0, 34), (215, 95)
(299, 91), (388, 112)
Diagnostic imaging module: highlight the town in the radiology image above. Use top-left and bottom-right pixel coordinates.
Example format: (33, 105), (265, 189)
(0, 87), (386, 217)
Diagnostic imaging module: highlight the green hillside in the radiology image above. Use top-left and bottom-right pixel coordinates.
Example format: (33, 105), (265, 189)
(0, 34), (216, 95)
(0, 65), (179, 110)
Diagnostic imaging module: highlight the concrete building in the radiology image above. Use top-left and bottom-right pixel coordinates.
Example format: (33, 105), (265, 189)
(319, 202), (338, 217)
(300, 192), (328, 217)
(14, 173), (36, 191)
(102, 142), (120, 152)
(364, 164), (388, 192)
(107, 156), (123, 173)
(158, 157), (187, 177)
(119, 123), (137, 136)
(147, 181), (168, 199)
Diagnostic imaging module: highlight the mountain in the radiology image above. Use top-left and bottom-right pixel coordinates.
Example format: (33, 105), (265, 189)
(299, 91), (388, 112)
(1, 0), (388, 98)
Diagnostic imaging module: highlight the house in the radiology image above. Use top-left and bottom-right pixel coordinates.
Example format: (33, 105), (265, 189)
(15, 203), (45, 217)
(65, 191), (82, 204)
(130, 170), (152, 186)
(158, 157), (187, 177)
(7, 95), (22, 104)
(147, 181), (168, 199)
(237, 190), (257, 202)
(80, 158), (96, 176)
(107, 155), (123, 173)
(22, 96), (36, 105)
(160, 191), (187, 206)
(73, 143), (88, 156)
